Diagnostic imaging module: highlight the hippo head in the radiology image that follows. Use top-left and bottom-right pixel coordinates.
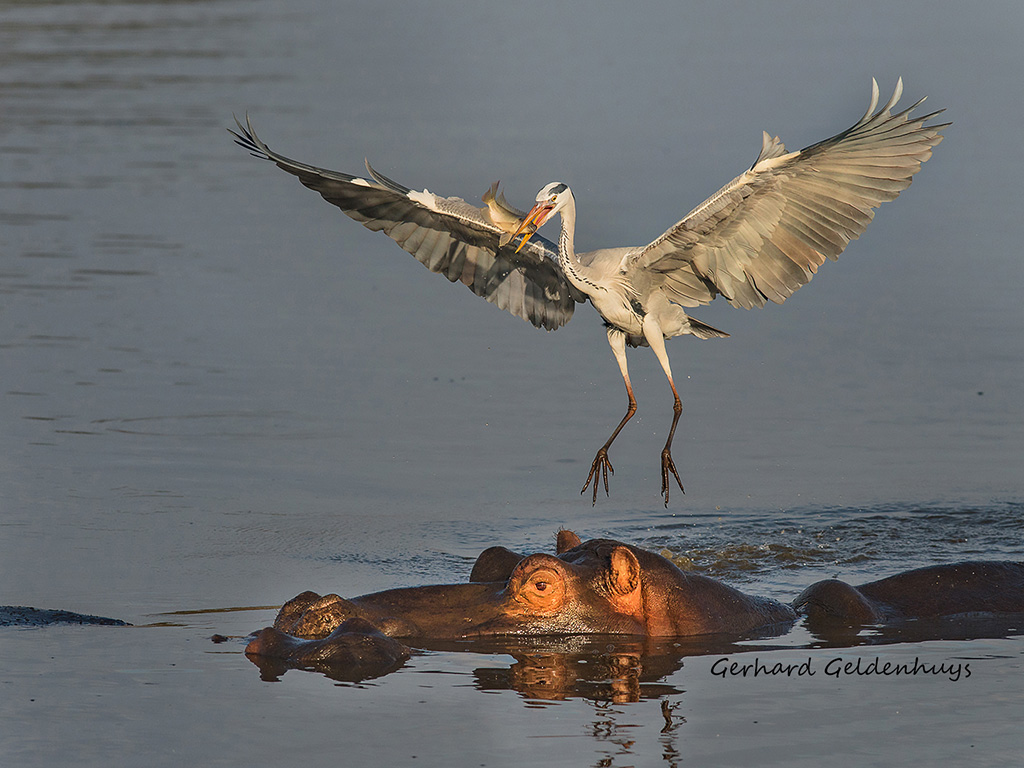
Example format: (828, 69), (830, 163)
(270, 530), (794, 640)
(472, 534), (649, 636)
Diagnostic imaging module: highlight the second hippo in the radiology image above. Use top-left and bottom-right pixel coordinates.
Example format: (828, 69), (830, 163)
(795, 561), (1024, 624)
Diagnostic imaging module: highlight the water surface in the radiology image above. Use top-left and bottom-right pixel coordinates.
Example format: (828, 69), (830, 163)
(2, 1), (1023, 765)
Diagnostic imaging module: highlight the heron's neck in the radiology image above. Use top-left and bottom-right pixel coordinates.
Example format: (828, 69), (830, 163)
(555, 195), (600, 293)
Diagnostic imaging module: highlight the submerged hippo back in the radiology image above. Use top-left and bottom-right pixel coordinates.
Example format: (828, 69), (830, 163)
(857, 561), (1024, 619)
(796, 561), (1024, 624)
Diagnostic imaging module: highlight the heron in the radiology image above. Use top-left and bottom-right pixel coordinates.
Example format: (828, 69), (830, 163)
(230, 78), (945, 506)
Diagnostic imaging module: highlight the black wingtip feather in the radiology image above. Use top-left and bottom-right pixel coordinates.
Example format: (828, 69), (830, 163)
(227, 113), (273, 161)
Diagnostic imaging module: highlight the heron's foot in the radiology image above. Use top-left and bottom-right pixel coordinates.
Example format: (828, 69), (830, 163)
(582, 448), (614, 506)
(660, 448), (684, 507)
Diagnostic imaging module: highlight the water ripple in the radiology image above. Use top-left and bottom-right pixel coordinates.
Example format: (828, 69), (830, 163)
(626, 503), (1024, 588)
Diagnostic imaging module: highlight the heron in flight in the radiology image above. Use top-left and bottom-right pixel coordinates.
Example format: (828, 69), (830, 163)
(230, 79), (945, 506)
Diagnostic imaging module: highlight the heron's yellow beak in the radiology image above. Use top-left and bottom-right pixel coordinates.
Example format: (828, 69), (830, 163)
(512, 203), (554, 253)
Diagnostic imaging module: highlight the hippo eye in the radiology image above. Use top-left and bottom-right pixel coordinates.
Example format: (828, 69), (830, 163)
(513, 565), (564, 610)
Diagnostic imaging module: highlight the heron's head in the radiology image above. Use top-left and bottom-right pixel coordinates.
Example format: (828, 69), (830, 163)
(512, 182), (573, 253)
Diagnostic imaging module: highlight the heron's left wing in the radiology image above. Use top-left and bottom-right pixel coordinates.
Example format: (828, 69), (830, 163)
(229, 117), (578, 330)
(632, 79), (947, 309)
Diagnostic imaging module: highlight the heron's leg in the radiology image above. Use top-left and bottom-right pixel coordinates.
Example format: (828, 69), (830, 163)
(642, 316), (684, 506)
(582, 328), (636, 505)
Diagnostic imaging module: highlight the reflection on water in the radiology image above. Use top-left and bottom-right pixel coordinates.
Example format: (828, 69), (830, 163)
(239, 611), (1023, 716)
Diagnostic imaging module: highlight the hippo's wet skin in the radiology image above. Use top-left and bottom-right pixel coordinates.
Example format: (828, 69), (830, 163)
(795, 561), (1024, 625)
(245, 530), (797, 670)
(0, 606), (129, 627)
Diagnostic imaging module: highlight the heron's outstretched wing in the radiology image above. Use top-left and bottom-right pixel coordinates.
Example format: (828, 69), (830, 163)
(633, 79), (947, 309)
(230, 117), (578, 330)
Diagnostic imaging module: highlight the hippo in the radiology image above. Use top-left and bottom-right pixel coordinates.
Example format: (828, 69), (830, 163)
(245, 532), (1024, 682)
(244, 530), (797, 670)
(0, 606), (129, 627)
(795, 561), (1024, 625)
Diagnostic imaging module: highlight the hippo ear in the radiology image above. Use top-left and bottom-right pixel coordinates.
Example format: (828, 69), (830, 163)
(607, 547), (641, 596)
(556, 529), (582, 554)
(470, 546), (524, 583)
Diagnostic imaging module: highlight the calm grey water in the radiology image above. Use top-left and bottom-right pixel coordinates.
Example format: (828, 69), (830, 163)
(2, 0), (1023, 765)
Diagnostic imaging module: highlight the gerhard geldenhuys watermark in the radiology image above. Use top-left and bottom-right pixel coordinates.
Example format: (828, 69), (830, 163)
(709, 655), (970, 682)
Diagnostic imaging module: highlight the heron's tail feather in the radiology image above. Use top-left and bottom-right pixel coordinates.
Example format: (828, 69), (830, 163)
(687, 317), (730, 339)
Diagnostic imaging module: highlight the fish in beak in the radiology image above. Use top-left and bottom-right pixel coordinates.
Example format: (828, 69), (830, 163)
(511, 202), (555, 253)
(483, 182), (536, 247)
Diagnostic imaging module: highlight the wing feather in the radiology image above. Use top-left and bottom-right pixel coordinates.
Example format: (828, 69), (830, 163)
(633, 79), (947, 309)
(229, 116), (578, 331)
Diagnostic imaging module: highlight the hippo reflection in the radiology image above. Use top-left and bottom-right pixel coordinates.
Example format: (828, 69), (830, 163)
(246, 617), (410, 683)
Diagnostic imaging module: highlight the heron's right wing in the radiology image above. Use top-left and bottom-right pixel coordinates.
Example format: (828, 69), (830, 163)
(230, 117), (578, 331)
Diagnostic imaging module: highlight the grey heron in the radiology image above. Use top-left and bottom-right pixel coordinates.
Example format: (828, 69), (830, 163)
(230, 78), (945, 506)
